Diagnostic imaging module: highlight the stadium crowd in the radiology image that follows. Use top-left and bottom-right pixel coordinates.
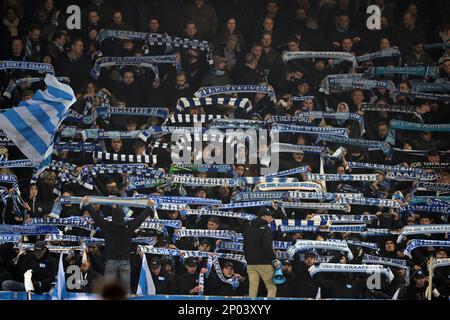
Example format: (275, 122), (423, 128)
(0, 0), (450, 300)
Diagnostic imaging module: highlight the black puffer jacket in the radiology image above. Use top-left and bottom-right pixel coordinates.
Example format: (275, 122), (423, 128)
(243, 218), (276, 265)
(17, 249), (57, 293)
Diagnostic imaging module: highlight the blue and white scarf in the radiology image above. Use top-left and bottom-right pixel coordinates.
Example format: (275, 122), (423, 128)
(371, 66), (439, 78)
(397, 92), (450, 102)
(386, 171), (438, 181)
(232, 191), (288, 202)
(26, 217), (93, 231)
(411, 82), (450, 93)
(287, 240), (353, 260)
(180, 209), (256, 221)
(0, 225), (59, 235)
(270, 143), (326, 154)
(318, 134), (392, 154)
(255, 181), (323, 192)
(144, 33), (213, 65)
(194, 85), (276, 102)
(173, 229), (242, 242)
(280, 224), (366, 233)
(282, 51), (357, 67)
(356, 48), (401, 63)
(278, 201), (348, 211)
(271, 124), (348, 137)
(360, 103), (418, 114)
(335, 197), (400, 208)
(93, 151), (155, 164)
(397, 224), (450, 243)
(3, 76), (69, 99)
(96, 106), (169, 120)
(405, 239), (450, 258)
(307, 173), (377, 182)
(308, 263), (394, 282)
(0, 61), (55, 74)
(176, 97), (253, 113)
(54, 142), (98, 152)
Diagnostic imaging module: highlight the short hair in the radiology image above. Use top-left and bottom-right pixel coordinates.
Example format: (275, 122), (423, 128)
(132, 140), (146, 150)
(377, 121), (389, 128)
(70, 37), (83, 47)
(52, 30), (66, 41)
(29, 25), (41, 32)
(88, 8), (99, 15)
(287, 35), (300, 45)
(11, 36), (23, 43)
(112, 9), (123, 16)
(105, 179), (117, 186)
(185, 20), (196, 27)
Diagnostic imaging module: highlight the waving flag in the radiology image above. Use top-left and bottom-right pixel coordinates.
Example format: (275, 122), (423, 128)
(136, 253), (156, 295)
(51, 253), (67, 300)
(0, 74), (76, 173)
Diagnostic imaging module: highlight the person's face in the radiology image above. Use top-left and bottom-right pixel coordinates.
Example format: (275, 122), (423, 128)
(338, 16), (349, 28)
(207, 221), (219, 230)
(34, 249), (46, 260)
(304, 256), (315, 267)
(87, 83), (96, 93)
(381, 16), (389, 29)
(226, 38), (237, 50)
(407, 216), (415, 225)
(167, 211), (178, 220)
(198, 243), (210, 252)
(282, 264), (292, 273)
(123, 40), (134, 51)
(196, 190), (207, 198)
(126, 122), (137, 131)
(29, 29), (41, 42)
(176, 74), (186, 86)
(444, 61), (450, 74)
(6, 9), (17, 22)
(44, 0), (53, 12)
(218, 186), (229, 196)
(29, 185), (38, 198)
(315, 60), (325, 71)
(262, 34), (272, 48)
(303, 99), (313, 110)
(267, 2), (278, 15)
(385, 241), (395, 252)
(56, 35), (66, 46)
(235, 166), (245, 177)
(227, 19), (236, 32)
(399, 83), (410, 92)
(111, 139), (122, 151)
(163, 264), (172, 273)
(71, 41), (84, 56)
(251, 45), (262, 60)
(43, 55), (52, 64)
(223, 266), (234, 277)
(123, 72), (135, 85)
(351, 91), (364, 104)
(106, 182), (118, 195)
(113, 12), (123, 25)
(149, 19), (160, 32)
(414, 43), (424, 54)
(293, 152), (304, 162)
(419, 218), (430, 225)
(403, 13), (415, 29)
(377, 125), (388, 138)
(288, 41), (299, 51)
(88, 29), (98, 41)
(342, 39), (353, 51)
(261, 215), (273, 223)
(88, 11), (99, 24)
(151, 265), (161, 275)
(187, 265), (197, 274)
(414, 277), (426, 287)
(297, 83), (309, 95)
(185, 23), (197, 37)
(421, 132), (432, 142)
(427, 154), (440, 163)
(11, 40), (23, 55)
(263, 18), (274, 32)
(337, 103), (348, 112)
(337, 166), (345, 174)
(44, 173), (56, 186)
(436, 250), (448, 259)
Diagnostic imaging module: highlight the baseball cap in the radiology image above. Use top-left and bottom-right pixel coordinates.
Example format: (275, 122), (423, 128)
(414, 269), (426, 278)
(34, 240), (47, 253)
(184, 257), (198, 267)
(256, 207), (273, 217)
(150, 257), (161, 269)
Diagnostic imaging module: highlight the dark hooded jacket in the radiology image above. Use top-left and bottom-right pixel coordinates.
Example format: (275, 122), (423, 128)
(85, 204), (153, 260)
(243, 218), (276, 265)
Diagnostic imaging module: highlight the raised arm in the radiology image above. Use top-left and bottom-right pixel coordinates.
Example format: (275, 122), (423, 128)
(127, 200), (156, 230)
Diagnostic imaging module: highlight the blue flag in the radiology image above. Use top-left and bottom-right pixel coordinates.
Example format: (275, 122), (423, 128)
(136, 253), (156, 295)
(0, 74), (76, 175)
(51, 253), (67, 300)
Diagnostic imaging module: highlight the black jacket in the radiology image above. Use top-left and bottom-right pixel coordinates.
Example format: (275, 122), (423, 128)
(85, 204), (152, 260)
(177, 271), (199, 295)
(17, 249), (57, 293)
(151, 270), (178, 295)
(243, 218), (276, 265)
(293, 256), (319, 298)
